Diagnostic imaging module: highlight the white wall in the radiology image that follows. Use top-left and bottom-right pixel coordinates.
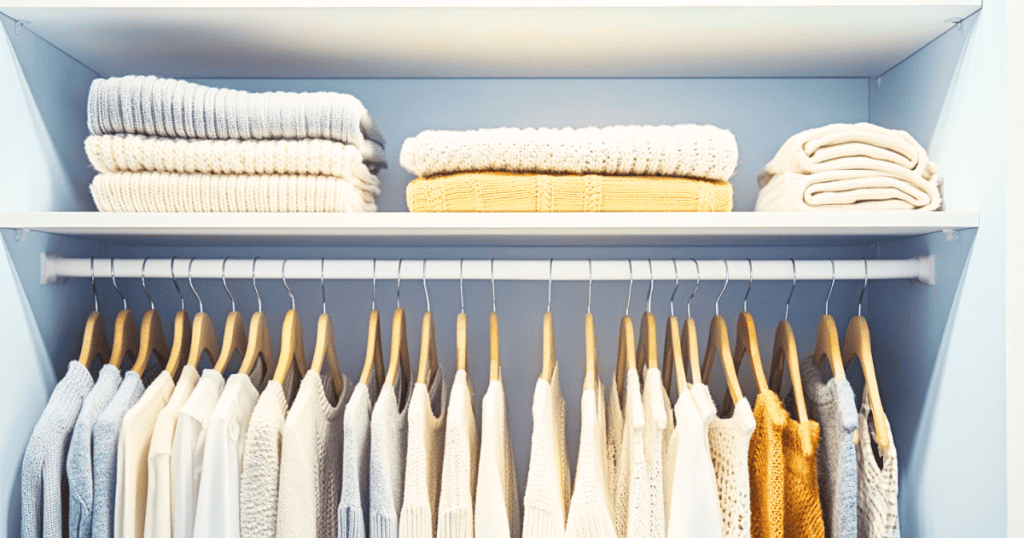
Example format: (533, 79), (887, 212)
(1005, 0), (1022, 535)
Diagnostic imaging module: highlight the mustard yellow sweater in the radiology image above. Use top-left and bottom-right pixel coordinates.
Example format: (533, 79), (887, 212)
(783, 418), (826, 538)
(405, 172), (733, 212)
(749, 392), (788, 538)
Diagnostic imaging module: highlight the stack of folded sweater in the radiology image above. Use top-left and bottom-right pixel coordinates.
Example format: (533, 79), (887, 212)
(755, 122), (942, 211)
(85, 76), (386, 212)
(400, 125), (737, 212)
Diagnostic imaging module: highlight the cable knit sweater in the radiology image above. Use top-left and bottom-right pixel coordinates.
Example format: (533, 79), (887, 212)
(339, 379), (380, 538)
(782, 417), (825, 538)
(400, 124), (738, 181)
(22, 361), (95, 538)
(665, 384), (725, 538)
(437, 370), (478, 538)
(91, 371), (145, 538)
(87, 76), (386, 157)
(68, 365), (121, 538)
(240, 381), (291, 538)
(369, 374), (414, 538)
(565, 382), (616, 538)
(475, 378), (520, 538)
(856, 388), (900, 538)
(399, 366), (449, 538)
(701, 384), (754, 538)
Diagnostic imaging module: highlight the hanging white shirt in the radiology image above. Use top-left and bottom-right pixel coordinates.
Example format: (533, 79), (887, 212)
(665, 383), (725, 538)
(171, 369), (224, 538)
(474, 378), (519, 538)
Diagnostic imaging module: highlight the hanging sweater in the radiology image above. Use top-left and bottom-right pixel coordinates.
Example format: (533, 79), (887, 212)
(143, 365), (199, 538)
(474, 378), (520, 538)
(664, 384), (725, 538)
(68, 365), (122, 538)
(192, 373), (260, 538)
(606, 379), (622, 511)
(115, 371), (175, 538)
(641, 368), (671, 538)
(398, 366), (449, 538)
(701, 383), (755, 538)
(610, 369), (647, 538)
(749, 391), (789, 538)
(171, 368), (224, 538)
(22, 361), (95, 538)
(240, 380), (291, 538)
(782, 417), (826, 538)
(369, 374), (413, 538)
(338, 378), (381, 538)
(437, 370), (479, 538)
(91, 371), (145, 538)
(523, 365), (572, 538)
(856, 388), (900, 538)
(565, 381), (617, 538)
(277, 372), (352, 538)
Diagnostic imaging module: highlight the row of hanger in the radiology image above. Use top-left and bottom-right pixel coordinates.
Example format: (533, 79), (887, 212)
(72, 256), (888, 451)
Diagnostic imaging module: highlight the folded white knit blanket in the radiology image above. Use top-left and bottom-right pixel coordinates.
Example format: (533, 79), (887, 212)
(755, 170), (942, 211)
(400, 124), (738, 181)
(86, 135), (382, 192)
(91, 172), (376, 213)
(87, 76), (386, 161)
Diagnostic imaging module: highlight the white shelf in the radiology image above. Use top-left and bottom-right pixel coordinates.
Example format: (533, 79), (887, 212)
(0, 211), (979, 247)
(0, 2), (980, 78)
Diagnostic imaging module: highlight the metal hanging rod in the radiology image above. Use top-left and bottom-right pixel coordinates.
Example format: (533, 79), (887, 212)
(43, 255), (935, 286)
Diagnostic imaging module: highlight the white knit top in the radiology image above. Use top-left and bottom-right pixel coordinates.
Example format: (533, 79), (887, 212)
(399, 365), (449, 538)
(606, 379), (623, 511)
(856, 388), (900, 538)
(664, 384), (725, 538)
(474, 378), (520, 538)
(565, 381), (617, 538)
(522, 365), (571, 538)
(641, 368), (672, 538)
(611, 369), (648, 538)
(700, 383), (755, 538)
(437, 370), (479, 538)
(338, 377), (381, 538)
(171, 369), (225, 538)
(240, 380), (291, 538)
(369, 373), (414, 538)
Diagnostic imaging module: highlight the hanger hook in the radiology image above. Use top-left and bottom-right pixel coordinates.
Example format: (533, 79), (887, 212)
(111, 258), (127, 310)
(587, 259), (593, 315)
(825, 258), (836, 316)
(321, 258), (327, 315)
(785, 258), (796, 321)
(282, 259), (295, 311)
(459, 259), (465, 314)
(171, 256), (185, 311)
(141, 257), (155, 310)
(188, 258), (204, 313)
(371, 259), (377, 311)
(669, 259), (679, 317)
(859, 258), (868, 317)
(396, 258), (403, 309)
(422, 259), (431, 312)
(715, 260), (729, 317)
(252, 258), (262, 313)
(491, 258), (497, 313)
(687, 259), (700, 319)
(626, 259), (634, 316)
(222, 258), (236, 312)
(743, 258), (753, 312)
(91, 256), (99, 312)
(646, 258), (654, 312)
(547, 259), (554, 314)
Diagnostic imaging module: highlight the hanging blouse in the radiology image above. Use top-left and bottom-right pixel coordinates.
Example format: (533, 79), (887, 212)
(781, 414), (825, 538)
(565, 380), (616, 538)
(749, 391), (789, 538)
(91, 370), (145, 538)
(240, 380), (292, 538)
(68, 364), (121, 538)
(338, 376), (381, 538)
(611, 369), (648, 538)
(523, 364), (571, 538)
(856, 387), (900, 538)
(474, 378), (520, 538)
(665, 384), (725, 538)
(701, 382), (755, 538)
(398, 365), (449, 538)
(171, 368), (225, 538)
(369, 373), (414, 538)
(437, 369), (479, 538)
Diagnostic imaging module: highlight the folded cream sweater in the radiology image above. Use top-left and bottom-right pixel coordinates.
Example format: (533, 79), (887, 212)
(400, 125), (738, 181)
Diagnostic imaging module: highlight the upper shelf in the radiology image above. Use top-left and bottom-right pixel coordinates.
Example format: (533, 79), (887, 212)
(0, 2), (980, 78)
(0, 211), (979, 247)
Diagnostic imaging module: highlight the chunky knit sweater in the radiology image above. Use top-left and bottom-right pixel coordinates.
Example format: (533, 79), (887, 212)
(856, 388), (900, 538)
(92, 371), (145, 538)
(782, 417), (825, 538)
(405, 172), (733, 213)
(172, 369), (224, 538)
(68, 365), (121, 538)
(701, 384), (754, 538)
(22, 361), (95, 538)
(665, 384), (725, 538)
(523, 365), (572, 538)
(565, 382), (616, 538)
(400, 124), (738, 181)
(611, 369), (647, 538)
(606, 379), (622, 511)
(240, 381), (291, 538)
(749, 392), (789, 538)
(87, 76), (385, 155)
(437, 370), (478, 538)
(474, 378), (520, 538)
(339, 379), (380, 538)
(399, 366), (448, 538)
(369, 374), (414, 538)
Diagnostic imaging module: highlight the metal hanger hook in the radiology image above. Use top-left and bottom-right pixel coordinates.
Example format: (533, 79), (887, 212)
(252, 257), (262, 313)
(371, 259), (377, 311)
(743, 258), (753, 312)
(646, 258), (654, 312)
(111, 258), (127, 310)
(188, 258), (204, 313)
(825, 258), (836, 316)
(785, 258), (796, 321)
(141, 257), (155, 310)
(547, 259), (554, 314)
(282, 259), (295, 311)
(170, 256), (185, 311)
(490, 258), (497, 313)
(669, 259), (679, 317)
(396, 258), (403, 309)
(222, 258), (236, 312)
(625, 259), (634, 316)
(91, 256), (99, 312)
(715, 260), (729, 317)
(859, 258), (868, 317)
(422, 259), (431, 312)
(687, 259), (700, 319)
(459, 259), (465, 314)
(321, 258), (327, 315)
(587, 259), (593, 315)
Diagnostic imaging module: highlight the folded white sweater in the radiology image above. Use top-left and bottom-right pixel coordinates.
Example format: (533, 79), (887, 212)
(400, 125), (738, 181)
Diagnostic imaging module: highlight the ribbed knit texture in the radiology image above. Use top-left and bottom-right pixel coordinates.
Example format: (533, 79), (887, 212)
(782, 418), (826, 538)
(171, 369), (225, 538)
(565, 381), (616, 538)
(400, 124), (738, 181)
(437, 370), (479, 538)
(91, 172), (377, 213)
(523, 364), (571, 538)
(369, 373), (413, 538)
(641, 368), (670, 538)
(701, 384), (754, 538)
(68, 365), (121, 538)
(856, 388), (900, 538)
(610, 369), (647, 538)
(91, 371), (145, 538)
(86, 134), (383, 187)
(665, 384), (725, 538)
(474, 378), (520, 538)
(240, 381), (291, 538)
(115, 371), (175, 538)
(405, 172), (733, 213)
(399, 365), (449, 538)
(22, 361), (95, 538)
(338, 377), (381, 538)
(87, 76), (386, 153)
(606, 379), (622, 512)
(143, 365), (199, 538)
(749, 391), (789, 538)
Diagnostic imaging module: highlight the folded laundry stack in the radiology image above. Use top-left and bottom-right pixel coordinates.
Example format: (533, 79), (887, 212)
(400, 125), (737, 212)
(85, 76), (386, 212)
(755, 123), (942, 211)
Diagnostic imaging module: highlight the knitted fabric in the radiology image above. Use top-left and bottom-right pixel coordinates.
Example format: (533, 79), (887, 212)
(91, 371), (145, 538)
(523, 364), (571, 538)
(606, 379), (622, 510)
(474, 378), (520, 538)
(405, 172), (733, 213)
(369, 373), (413, 538)
(339, 377), (381, 538)
(641, 368), (670, 538)
(565, 381), (617, 538)
(86, 135), (383, 187)
(400, 124), (738, 181)
(398, 366), (448, 538)
(610, 369), (648, 538)
(753, 170), (941, 212)
(749, 391), (789, 538)
(782, 418), (826, 538)
(22, 361), (95, 538)
(143, 365), (199, 538)
(91, 172), (378, 213)
(437, 370), (479, 538)
(87, 75), (386, 154)
(664, 384), (725, 538)
(856, 388), (900, 538)
(172, 369), (225, 538)
(68, 365), (121, 538)
(240, 381), (291, 538)
(701, 384), (754, 538)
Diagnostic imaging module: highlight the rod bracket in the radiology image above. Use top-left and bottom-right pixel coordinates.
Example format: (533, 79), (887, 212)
(913, 254), (935, 286)
(942, 228), (960, 242)
(41, 253), (66, 285)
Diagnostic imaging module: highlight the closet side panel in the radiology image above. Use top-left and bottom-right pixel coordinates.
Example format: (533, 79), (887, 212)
(870, 5), (1007, 537)
(1006, 0), (1024, 534)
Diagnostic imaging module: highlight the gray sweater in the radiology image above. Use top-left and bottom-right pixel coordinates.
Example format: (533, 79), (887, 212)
(22, 361), (95, 538)
(90, 371), (145, 538)
(68, 365), (123, 538)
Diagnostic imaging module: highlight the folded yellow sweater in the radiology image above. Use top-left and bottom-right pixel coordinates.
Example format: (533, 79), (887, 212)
(405, 172), (733, 212)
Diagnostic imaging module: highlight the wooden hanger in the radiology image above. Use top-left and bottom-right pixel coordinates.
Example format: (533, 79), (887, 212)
(636, 261), (658, 374)
(456, 260), (469, 372)
(310, 261), (346, 395)
(130, 259), (170, 374)
(615, 261), (638, 402)
(273, 261), (308, 385)
(185, 260), (220, 369)
(700, 263), (744, 406)
(668, 260), (703, 391)
(841, 263), (889, 450)
(384, 261), (412, 393)
(239, 259), (273, 377)
(540, 259), (557, 383)
(417, 261), (439, 385)
(360, 308), (386, 388)
(163, 257), (191, 378)
(732, 261), (770, 394)
(78, 263), (111, 367)
(811, 260), (847, 383)
(767, 262), (807, 423)
(584, 262), (597, 391)
(107, 260), (140, 369)
(662, 314), (685, 396)
(213, 265), (247, 373)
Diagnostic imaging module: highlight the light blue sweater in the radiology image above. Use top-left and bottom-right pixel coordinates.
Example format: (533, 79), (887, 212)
(91, 371), (144, 538)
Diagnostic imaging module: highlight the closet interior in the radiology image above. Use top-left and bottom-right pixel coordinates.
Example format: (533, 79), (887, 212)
(0, 3), (999, 538)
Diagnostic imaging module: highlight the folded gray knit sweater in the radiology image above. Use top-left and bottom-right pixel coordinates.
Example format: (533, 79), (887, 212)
(87, 76), (386, 163)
